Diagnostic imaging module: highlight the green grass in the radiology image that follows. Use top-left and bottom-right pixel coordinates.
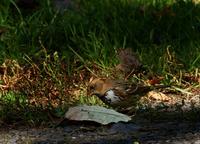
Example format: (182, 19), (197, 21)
(0, 91), (38, 124)
(0, 0), (200, 125)
(1, 0), (199, 71)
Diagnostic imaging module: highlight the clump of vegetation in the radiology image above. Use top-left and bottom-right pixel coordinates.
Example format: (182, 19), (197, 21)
(0, 0), (200, 126)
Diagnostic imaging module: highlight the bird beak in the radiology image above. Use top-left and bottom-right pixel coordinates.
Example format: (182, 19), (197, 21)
(87, 88), (102, 98)
(92, 92), (102, 98)
(87, 87), (95, 96)
(87, 90), (97, 97)
(87, 89), (91, 96)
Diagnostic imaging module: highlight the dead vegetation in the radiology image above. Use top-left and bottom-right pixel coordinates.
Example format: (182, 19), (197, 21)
(0, 58), (91, 110)
(0, 49), (199, 126)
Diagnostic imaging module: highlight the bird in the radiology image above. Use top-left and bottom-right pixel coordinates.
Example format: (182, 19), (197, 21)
(116, 48), (143, 79)
(87, 77), (157, 110)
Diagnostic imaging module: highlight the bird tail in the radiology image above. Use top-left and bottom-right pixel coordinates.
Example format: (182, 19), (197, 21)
(129, 84), (168, 95)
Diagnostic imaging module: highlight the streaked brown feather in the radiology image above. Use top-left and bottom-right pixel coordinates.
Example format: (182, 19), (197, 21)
(116, 48), (142, 73)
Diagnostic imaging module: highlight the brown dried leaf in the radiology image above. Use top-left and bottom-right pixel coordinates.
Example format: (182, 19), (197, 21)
(147, 76), (164, 85)
(147, 91), (172, 102)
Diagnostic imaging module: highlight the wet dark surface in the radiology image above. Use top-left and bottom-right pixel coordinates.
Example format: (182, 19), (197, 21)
(1, 118), (200, 144)
(1, 93), (200, 143)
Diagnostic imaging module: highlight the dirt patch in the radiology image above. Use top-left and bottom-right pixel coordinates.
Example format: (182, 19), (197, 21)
(1, 118), (200, 144)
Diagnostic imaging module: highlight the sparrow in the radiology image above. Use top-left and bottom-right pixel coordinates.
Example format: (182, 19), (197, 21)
(116, 48), (143, 78)
(87, 77), (155, 109)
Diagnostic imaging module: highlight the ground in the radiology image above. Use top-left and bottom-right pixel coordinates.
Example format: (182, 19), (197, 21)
(0, 0), (200, 143)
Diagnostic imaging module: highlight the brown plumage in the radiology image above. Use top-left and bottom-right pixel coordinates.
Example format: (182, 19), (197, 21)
(116, 48), (142, 75)
(87, 77), (153, 109)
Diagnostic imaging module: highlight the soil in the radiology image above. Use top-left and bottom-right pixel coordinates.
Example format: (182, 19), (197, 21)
(1, 115), (200, 144)
(1, 88), (200, 144)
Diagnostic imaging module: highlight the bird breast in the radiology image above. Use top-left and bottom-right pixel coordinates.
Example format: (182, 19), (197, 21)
(104, 90), (121, 104)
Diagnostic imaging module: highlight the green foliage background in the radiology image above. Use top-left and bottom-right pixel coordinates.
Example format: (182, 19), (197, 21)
(0, 0), (199, 73)
(0, 0), (200, 125)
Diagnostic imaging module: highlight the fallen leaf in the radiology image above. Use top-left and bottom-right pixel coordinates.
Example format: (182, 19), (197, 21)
(147, 76), (164, 85)
(147, 91), (172, 102)
(65, 105), (131, 125)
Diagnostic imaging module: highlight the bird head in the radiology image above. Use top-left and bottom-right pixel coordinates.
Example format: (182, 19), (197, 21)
(87, 77), (142, 109)
(87, 77), (114, 98)
(87, 77), (122, 105)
